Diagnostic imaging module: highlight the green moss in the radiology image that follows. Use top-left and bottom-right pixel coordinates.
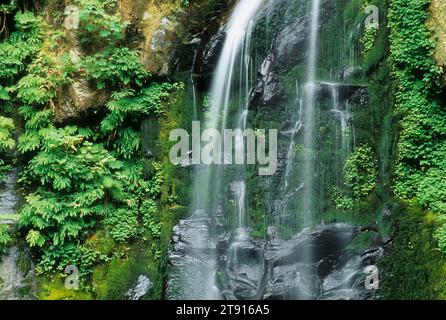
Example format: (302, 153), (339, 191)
(347, 231), (377, 252)
(38, 278), (92, 300)
(381, 201), (446, 299)
(92, 250), (149, 300)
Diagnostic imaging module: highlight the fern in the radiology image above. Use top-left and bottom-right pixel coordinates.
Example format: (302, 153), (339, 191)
(81, 47), (149, 89)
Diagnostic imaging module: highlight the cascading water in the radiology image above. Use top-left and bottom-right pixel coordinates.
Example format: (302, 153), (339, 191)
(169, 0), (383, 301)
(276, 82), (303, 225)
(0, 170), (35, 299)
(329, 84), (352, 185)
(301, 0), (320, 228)
(168, 0), (263, 300)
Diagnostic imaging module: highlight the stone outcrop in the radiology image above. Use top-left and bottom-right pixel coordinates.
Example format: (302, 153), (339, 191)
(428, 0), (446, 87)
(132, 0), (232, 77)
(212, 224), (384, 300)
(248, 0), (335, 110)
(125, 275), (152, 300)
(55, 5), (108, 123)
(55, 0), (231, 122)
(248, 16), (310, 110)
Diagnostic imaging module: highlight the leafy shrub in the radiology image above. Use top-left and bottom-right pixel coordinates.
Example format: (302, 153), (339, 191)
(105, 208), (138, 242)
(0, 0), (180, 287)
(19, 130), (124, 247)
(0, 116), (15, 182)
(361, 25), (378, 54)
(0, 225), (12, 255)
(332, 187), (354, 211)
(101, 84), (175, 131)
(345, 145), (378, 199)
(389, 0), (446, 253)
(141, 199), (161, 239)
(75, 0), (128, 46)
(81, 47), (148, 89)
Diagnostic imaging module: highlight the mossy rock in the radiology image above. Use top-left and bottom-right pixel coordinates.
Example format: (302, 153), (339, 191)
(38, 278), (92, 300)
(381, 201), (446, 299)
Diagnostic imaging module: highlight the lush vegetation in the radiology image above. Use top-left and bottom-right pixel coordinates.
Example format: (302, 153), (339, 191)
(0, 0), (183, 298)
(1, 0), (446, 301)
(388, 0), (446, 251)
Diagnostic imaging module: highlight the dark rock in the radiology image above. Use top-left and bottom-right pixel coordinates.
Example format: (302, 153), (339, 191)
(263, 262), (321, 299)
(219, 229), (266, 300)
(248, 16), (310, 110)
(266, 224), (357, 266)
(216, 223), (385, 300)
(263, 73), (286, 106)
(273, 16), (310, 70)
(348, 88), (369, 107)
(360, 247), (384, 266)
(248, 78), (265, 109)
(167, 217), (220, 300)
(314, 82), (368, 104)
(202, 26), (226, 74)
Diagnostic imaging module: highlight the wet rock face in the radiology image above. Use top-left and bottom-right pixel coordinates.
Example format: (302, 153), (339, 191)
(248, 0), (336, 110)
(215, 224), (383, 300)
(0, 246), (36, 300)
(314, 83), (368, 105)
(340, 66), (364, 81)
(167, 218), (220, 300)
(202, 26), (226, 74)
(273, 16), (311, 70)
(219, 229), (266, 300)
(0, 171), (18, 223)
(137, 0), (233, 77)
(56, 78), (108, 123)
(141, 15), (181, 76)
(0, 171), (36, 300)
(248, 16), (310, 110)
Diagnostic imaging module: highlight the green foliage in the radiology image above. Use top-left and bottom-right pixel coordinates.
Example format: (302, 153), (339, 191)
(345, 144), (378, 199)
(19, 127), (124, 248)
(101, 83), (176, 133)
(361, 25), (378, 55)
(0, 116), (15, 182)
(0, 0), (180, 293)
(0, 225), (12, 255)
(15, 52), (72, 105)
(381, 202), (446, 299)
(105, 208), (138, 242)
(36, 243), (106, 280)
(332, 187), (354, 211)
(389, 0), (446, 253)
(0, 1), (17, 15)
(75, 0), (128, 46)
(141, 199), (161, 239)
(0, 11), (44, 182)
(435, 225), (446, 255)
(0, 12), (43, 81)
(81, 47), (148, 89)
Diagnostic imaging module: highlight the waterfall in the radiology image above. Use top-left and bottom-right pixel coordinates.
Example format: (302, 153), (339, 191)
(191, 0), (262, 215)
(329, 84), (352, 182)
(168, 0), (263, 300)
(301, 0), (320, 227)
(276, 82), (303, 225)
(0, 170), (35, 299)
(276, 0), (321, 233)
